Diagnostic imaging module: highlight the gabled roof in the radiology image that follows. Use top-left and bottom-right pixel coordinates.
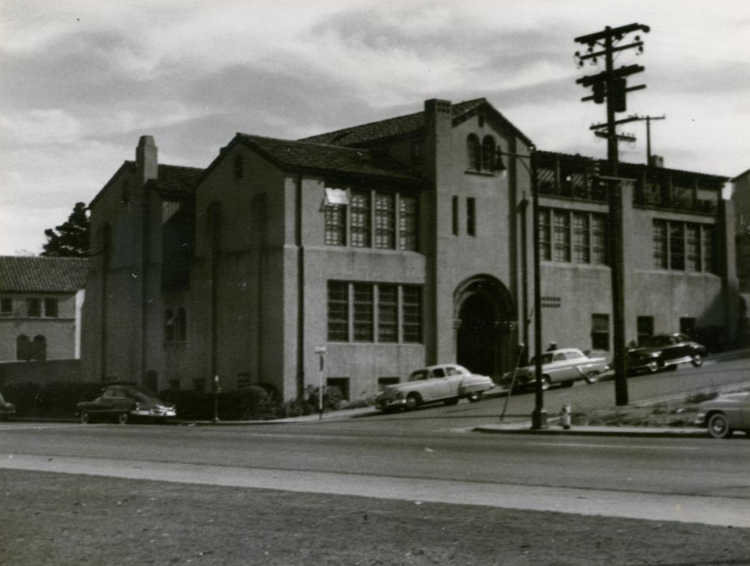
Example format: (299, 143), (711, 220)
(300, 98), (533, 148)
(90, 162), (204, 207)
(234, 134), (423, 184)
(0, 256), (89, 293)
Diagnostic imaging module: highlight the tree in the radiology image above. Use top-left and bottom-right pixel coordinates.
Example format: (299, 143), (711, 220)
(41, 202), (90, 257)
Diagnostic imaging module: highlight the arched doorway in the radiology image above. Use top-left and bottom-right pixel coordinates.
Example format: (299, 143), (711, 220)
(455, 276), (516, 379)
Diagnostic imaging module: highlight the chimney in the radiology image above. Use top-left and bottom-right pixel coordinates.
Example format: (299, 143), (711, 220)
(423, 99), (453, 182)
(136, 135), (158, 183)
(648, 154), (664, 168)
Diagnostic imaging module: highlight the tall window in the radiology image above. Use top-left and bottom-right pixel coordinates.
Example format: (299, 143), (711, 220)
(539, 209), (552, 260)
(591, 216), (607, 265)
(327, 282), (349, 341)
(328, 282), (422, 344)
(353, 284), (374, 341)
(324, 205), (346, 246)
(466, 134), (481, 171)
(374, 193), (395, 249)
(378, 285), (398, 343)
(553, 213), (571, 262)
(653, 220), (668, 269)
(686, 224), (701, 272)
(572, 213), (590, 264)
(452, 196), (459, 236)
(174, 308), (187, 342)
(467, 198), (476, 236)
(350, 191), (371, 248)
(402, 286), (422, 343)
(398, 195), (418, 251)
(164, 310), (175, 342)
(481, 136), (496, 172)
(591, 314), (610, 351)
(670, 223), (685, 271)
(703, 226), (716, 273)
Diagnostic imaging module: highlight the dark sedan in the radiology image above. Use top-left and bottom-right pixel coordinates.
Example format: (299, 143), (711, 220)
(0, 392), (16, 420)
(77, 385), (176, 424)
(627, 333), (708, 375)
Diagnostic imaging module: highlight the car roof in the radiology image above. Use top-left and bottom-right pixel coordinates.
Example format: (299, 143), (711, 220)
(546, 348), (583, 355)
(420, 364), (467, 371)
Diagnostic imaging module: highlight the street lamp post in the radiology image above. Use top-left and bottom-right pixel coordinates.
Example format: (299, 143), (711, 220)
(497, 146), (547, 429)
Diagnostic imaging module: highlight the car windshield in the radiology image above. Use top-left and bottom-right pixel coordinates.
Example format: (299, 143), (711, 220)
(408, 370), (429, 382)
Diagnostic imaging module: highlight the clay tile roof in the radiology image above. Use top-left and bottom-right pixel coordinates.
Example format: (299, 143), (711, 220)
(149, 164), (204, 198)
(235, 134), (422, 184)
(299, 98), (517, 147)
(0, 256), (89, 293)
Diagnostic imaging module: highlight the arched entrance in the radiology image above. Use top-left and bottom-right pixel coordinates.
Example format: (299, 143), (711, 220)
(455, 276), (517, 379)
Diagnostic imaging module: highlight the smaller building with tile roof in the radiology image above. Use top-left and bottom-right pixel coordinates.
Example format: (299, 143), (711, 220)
(0, 256), (89, 362)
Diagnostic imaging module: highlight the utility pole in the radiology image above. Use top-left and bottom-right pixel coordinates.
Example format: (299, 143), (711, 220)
(638, 114), (666, 164)
(575, 23), (650, 407)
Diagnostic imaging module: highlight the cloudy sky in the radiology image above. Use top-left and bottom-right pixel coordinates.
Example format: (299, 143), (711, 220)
(1, 0), (748, 255)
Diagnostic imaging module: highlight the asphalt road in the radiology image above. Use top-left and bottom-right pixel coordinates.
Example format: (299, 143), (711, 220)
(1, 353), (748, 528)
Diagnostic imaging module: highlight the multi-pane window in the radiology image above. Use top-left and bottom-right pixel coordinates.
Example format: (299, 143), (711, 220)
(374, 193), (395, 249)
(572, 213), (590, 264)
(1, 298), (12, 316)
(541, 208), (607, 266)
(398, 196), (418, 251)
(328, 282), (422, 344)
(402, 286), (422, 343)
(481, 136), (496, 172)
(653, 219), (716, 273)
(327, 282), (349, 341)
(44, 298), (58, 318)
(325, 189), (417, 251)
(467, 198), (476, 236)
(670, 223), (685, 271)
(539, 209), (552, 260)
(686, 224), (700, 271)
(553, 213), (571, 262)
(653, 220), (668, 269)
(378, 285), (398, 343)
(591, 314), (610, 351)
(591, 216), (607, 265)
(324, 205), (346, 246)
(350, 191), (371, 248)
(353, 284), (374, 342)
(703, 226), (716, 273)
(26, 298), (41, 318)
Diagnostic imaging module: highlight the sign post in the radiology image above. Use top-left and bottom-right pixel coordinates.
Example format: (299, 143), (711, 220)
(314, 346), (326, 420)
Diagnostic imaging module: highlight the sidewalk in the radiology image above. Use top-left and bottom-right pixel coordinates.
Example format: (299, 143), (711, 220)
(473, 420), (713, 438)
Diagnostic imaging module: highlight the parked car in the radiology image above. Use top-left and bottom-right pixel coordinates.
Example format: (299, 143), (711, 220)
(501, 348), (608, 391)
(0, 392), (16, 420)
(376, 364), (494, 412)
(77, 385), (176, 424)
(694, 392), (750, 438)
(627, 333), (708, 375)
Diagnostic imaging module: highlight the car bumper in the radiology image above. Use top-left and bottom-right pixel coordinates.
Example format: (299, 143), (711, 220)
(132, 409), (177, 419)
(376, 397), (406, 411)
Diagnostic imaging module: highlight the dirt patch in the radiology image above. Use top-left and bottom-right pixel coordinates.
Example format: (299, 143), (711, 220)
(572, 387), (748, 428)
(2, 469), (749, 566)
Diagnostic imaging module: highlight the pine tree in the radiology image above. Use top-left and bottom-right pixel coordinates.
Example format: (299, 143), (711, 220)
(41, 202), (90, 257)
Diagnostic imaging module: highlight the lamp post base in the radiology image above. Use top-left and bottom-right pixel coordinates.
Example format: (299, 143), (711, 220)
(531, 408), (548, 430)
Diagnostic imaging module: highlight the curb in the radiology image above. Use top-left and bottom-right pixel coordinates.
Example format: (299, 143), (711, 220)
(473, 424), (712, 438)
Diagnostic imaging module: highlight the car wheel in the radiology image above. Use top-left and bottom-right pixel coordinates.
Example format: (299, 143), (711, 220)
(444, 397), (460, 406)
(405, 393), (422, 411)
(585, 371), (599, 384)
(691, 354), (703, 367)
(117, 412), (129, 425)
(707, 413), (732, 439)
(541, 376), (551, 391)
(561, 381), (574, 388)
(646, 361), (659, 374)
(80, 411), (90, 425)
(467, 391), (483, 403)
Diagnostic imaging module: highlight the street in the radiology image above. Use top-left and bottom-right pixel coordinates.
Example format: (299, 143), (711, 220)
(1, 353), (749, 564)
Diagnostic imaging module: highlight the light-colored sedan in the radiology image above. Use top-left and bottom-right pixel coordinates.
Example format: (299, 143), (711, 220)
(376, 364), (494, 412)
(694, 392), (750, 438)
(502, 348), (609, 391)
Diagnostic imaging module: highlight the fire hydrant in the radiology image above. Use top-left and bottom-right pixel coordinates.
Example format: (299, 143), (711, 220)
(559, 403), (572, 430)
